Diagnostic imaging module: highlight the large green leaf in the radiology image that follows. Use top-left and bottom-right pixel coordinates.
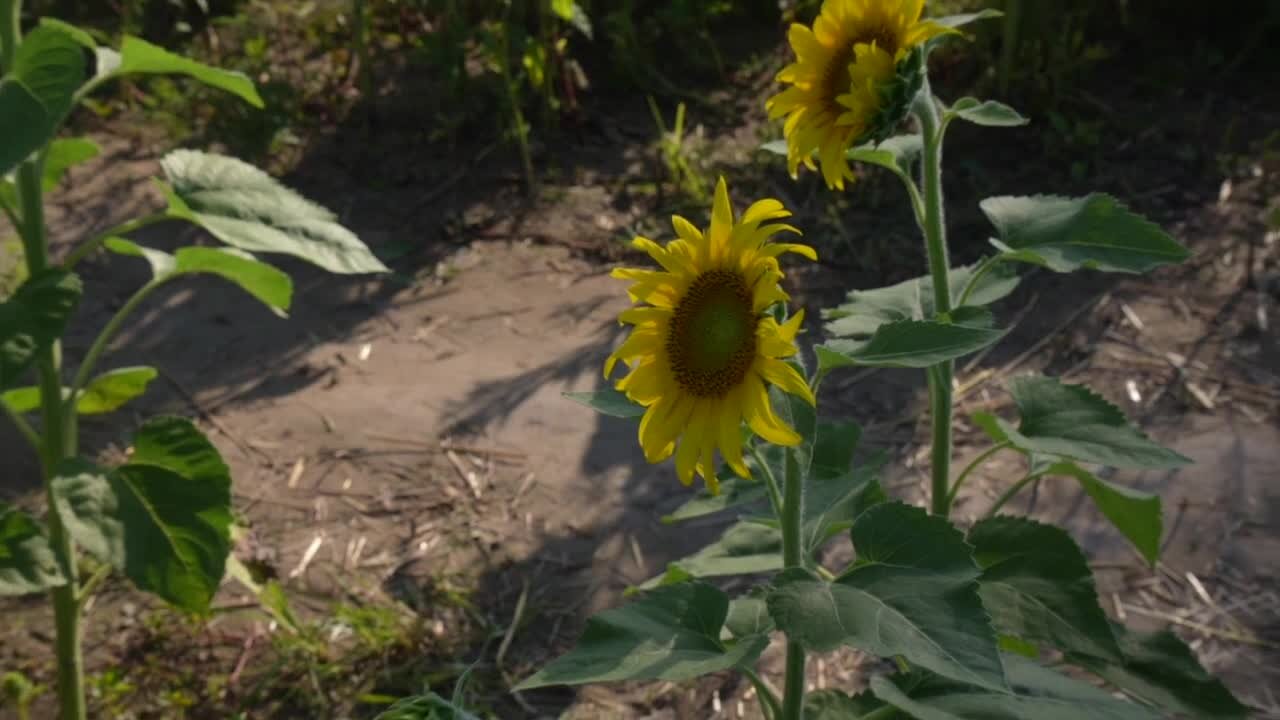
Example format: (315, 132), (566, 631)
(968, 517), (1120, 660)
(640, 521), (782, 590)
(0, 78), (51, 177)
(981, 195), (1188, 274)
(159, 150), (386, 274)
(1068, 624), (1249, 719)
(948, 98), (1028, 128)
(76, 366), (158, 414)
(845, 134), (924, 174)
(51, 417), (233, 613)
(802, 461), (885, 553)
(821, 309), (1006, 369)
(1041, 461), (1162, 568)
(111, 36), (262, 107)
(0, 503), (68, 595)
(805, 690), (887, 719)
(871, 653), (1160, 720)
(991, 375), (1190, 469)
(0, 270), (82, 392)
(823, 262), (1020, 338)
(12, 25), (85, 124)
(768, 503), (1006, 691)
(514, 582), (768, 689)
(563, 389), (645, 419)
(662, 474), (767, 523)
(105, 238), (293, 312)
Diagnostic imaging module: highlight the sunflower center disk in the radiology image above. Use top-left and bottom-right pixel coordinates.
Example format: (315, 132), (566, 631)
(667, 270), (758, 398)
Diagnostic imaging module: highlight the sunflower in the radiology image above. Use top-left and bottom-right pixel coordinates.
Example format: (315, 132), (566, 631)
(766, 0), (951, 189)
(605, 178), (816, 494)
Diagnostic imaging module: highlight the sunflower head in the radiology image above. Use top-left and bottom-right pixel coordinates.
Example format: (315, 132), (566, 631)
(606, 178), (817, 494)
(766, 0), (951, 189)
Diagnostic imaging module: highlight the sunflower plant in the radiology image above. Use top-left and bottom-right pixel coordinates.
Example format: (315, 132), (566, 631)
(521, 2), (1248, 719)
(0, 6), (385, 719)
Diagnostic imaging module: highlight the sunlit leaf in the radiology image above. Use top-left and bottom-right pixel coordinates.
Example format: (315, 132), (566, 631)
(105, 238), (292, 312)
(640, 521), (782, 589)
(51, 417), (233, 613)
(1042, 461), (1162, 566)
(0, 270), (82, 392)
(563, 389), (645, 419)
(112, 36), (262, 107)
(981, 194), (1188, 274)
(0, 503), (68, 595)
(933, 9), (1004, 29)
(768, 503), (1006, 691)
(76, 366), (158, 414)
(159, 150), (386, 274)
(514, 582), (768, 689)
(949, 98), (1028, 127)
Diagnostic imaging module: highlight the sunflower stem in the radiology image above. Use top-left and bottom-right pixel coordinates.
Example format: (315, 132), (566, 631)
(912, 80), (955, 518)
(780, 447), (806, 720)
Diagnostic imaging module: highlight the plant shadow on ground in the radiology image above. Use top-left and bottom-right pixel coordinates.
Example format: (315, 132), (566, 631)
(3, 8), (1280, 719)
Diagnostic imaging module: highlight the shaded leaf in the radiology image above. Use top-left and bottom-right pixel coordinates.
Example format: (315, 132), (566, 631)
(950, 98), (1028, 127)
(1042, 461), (1162, 567)
(76, 366), (158, 414)
(969, 516), (1120, 660)
(934, 10), (1003, 28)
(822, 311), (1005, 369)
(0, 78), (51, 177)
(51, 417), (233, 613)
(0, 270), (82, 392)
(563, 389), (645, 419)
(806, 690), (887, 719)
(1068, 623), (1249, 719)
(112, 36), (262, 107)
(12, 25), (86, 123)
(159, 150), (386, 274)
(981, 194), (1188, 274)
(768, 503), (1006, 691)
(662, 474), (766, 524)
(641, 521), (782, 590)
(824, 261), (1019, 338)
(0, 503), (68, 595)
(802, 461), (885, 553)
(514, 582), (767, 689)
(871, 653), (1160, 720)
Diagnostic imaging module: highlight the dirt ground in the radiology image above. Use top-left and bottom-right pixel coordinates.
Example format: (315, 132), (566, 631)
(3, 37), (1280, 719)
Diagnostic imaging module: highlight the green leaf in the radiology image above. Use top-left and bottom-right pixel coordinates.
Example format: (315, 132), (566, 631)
(158, 150), (386, 274)
(723, 594), (774, 639)
(513, 582), (768, 689)
(662, 475), (766, 523)
(0, 385), (40, 413)
(1042, 461), (1162, 567)
(846, 134), (922, 173)
(0, 270), (82, 392)
(41, 137), (100, 191)
(802, 460), (885, 553)
(871, 653), (1160, 720)
(823, 262), (1019, 339)
(105, 238), (293, 312)
(1000, 375), (1190, 469)
(76, 366), (158, 414)
(640, 521), (783, 590)
(760, 139), (788, 157)
(563, 389), (645, 419)
(933, 9), (1004, 28)
(111, 36), (262, 107)
(821, 311), (1006, 368)
(968, 516), (1121, 660)
(0, 78), (52, 177)
(949, 98), (1028, 127)
(12, 25), (86, 123)
(0, 503), (68, 595)
(549, 0), (592, 38)
(805, 690), (888, 719)
(38, 17), (98, 49)
(51, 417), (233, 613)
(1068, 623), (1249, 719)
(981, 194), (1189, 274)
(768, 503), (1006, 691)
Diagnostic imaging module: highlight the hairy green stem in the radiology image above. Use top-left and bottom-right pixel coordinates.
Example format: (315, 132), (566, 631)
(64, 279), (165, 454)
(16, 158), (87, 720)
(913, 82), (955, 517)
(780, 448), (806, 720)
(741, 666), (783, 720)
(0, 0), (18, 71)
(985, 471), (1044, 519)
(945, 441), (1011, 508)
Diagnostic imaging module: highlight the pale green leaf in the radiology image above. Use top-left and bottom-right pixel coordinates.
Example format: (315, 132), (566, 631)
(563, 389), (644, 419)
(1067, 623), (1249, 719)
(105, 238), (292, 312)
(759, 139), (788, 156)
(662, 475), (766, 524)
(51, 417), (233, 613)
(1001, 375), (1190, 469)
(159, 150), (386, 274)
(768, 503), (1006, 691)
(982, 194), (1189, 274)
(76, 366), (158, 414)
(821, 311), (1006, 369)
(104, 237), (177, 277)
(871, 653), (1160, 720)
(514, 582), (768, 689)
(933, 10), (1003, 29)
(0, 385), (40, 413)
(845, 135), (923, 174)
(949, 98), (1028, 128)
(641, 521), (782, 590)
(968, 516), (1121, 660)
(723, 594), (773, 640)
(1043, 461), (1162, 567)
(0, 270), (82, 392)
(0, 503), (68, 595)
(113, 36), (262, 107)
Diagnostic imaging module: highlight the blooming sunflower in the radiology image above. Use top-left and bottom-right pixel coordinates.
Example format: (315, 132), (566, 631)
(605, 178), (816, 494)
(766, 0), (951, 189)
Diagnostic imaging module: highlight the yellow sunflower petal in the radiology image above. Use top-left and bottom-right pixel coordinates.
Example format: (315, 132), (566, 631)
(698, 441), (720, 495)
(716, 387), (750, 478)
(708, 177), (734, 263)
(760, 357), (816, 406)
(743, 374), (801, 446)
(675, 401), (711, 486)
